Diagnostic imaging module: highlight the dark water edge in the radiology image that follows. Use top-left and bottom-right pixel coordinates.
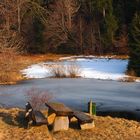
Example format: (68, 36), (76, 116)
(97, 111), (140, 122)
(1, 103), (140, 122)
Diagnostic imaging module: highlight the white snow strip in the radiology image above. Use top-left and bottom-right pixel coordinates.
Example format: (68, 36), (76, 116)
(59, 55), (114, 60)
(21, 64), (52, 78)
(136, 79), (140, 82)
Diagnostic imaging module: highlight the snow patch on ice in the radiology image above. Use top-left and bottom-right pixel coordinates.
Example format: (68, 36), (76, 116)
(77, 59), (128, 80)
(21, 64), (52, 78)
(136, 79), (140, 82)
(59, 55), (114, 60)
(21, 57), (132, 81)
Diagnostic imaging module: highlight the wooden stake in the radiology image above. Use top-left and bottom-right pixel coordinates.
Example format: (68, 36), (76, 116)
(89, 99), (92, 115)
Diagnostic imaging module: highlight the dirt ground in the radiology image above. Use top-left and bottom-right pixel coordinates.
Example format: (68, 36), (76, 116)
(0, 108), (140, 140)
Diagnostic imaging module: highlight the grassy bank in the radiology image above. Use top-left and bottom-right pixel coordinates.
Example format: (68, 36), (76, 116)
(0, 54), (66, 85)
(0, 108), (140, 140)
(0, 54), (129, 85)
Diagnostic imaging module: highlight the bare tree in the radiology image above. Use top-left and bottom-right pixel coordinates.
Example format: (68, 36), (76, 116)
(44, 0), (80, 51)
(0, 34), (24, 83)
(0, 0), (48, 44)
(114, 26), (129, 54)
(26, 87), (53, 110)
(0, 0), (49, 83)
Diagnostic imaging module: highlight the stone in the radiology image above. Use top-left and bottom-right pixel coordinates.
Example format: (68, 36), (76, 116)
(47, 113), (56, 125)
(80, 121), (95, 130)
(53, 116), (69, 132)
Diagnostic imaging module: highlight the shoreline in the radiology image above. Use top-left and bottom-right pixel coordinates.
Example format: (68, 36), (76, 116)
(1, 53), (140, 86)
(1, 103), (140, 122)
(0, 54), (131, 85)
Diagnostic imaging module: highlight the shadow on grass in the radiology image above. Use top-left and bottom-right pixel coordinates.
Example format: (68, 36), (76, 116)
(0, 111), (28, 128)
(69, 121), (80, 130)
(97, 110), (140, 122)
(15, 111), (28, 128)
(0, 112), (15, 125)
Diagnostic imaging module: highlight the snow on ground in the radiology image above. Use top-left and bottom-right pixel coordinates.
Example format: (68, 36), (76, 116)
(21, 64), (52, 78)
(21, 56), (130, 81)
(72, 58), (128, 80)
(136, 79), (140, 82)
(59, 55), (115, 60)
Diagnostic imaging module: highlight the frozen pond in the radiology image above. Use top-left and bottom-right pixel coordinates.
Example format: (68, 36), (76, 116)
(1, 57), (140, 120)
(0, 78), (140, 119)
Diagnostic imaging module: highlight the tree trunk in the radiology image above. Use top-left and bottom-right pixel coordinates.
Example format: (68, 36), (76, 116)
(17, 0), (21, 33)
(90, 26), (95, 54)
(66, 0), (72, 31)
(68, 9), (72, 30)
(79, 16), (83, 54)
(103, 7), (106, 17)
(97, 24), (102, 55)
(5, 0), (10, 36)
(6, 16), (10, 36)
(61, 12), (65, 29)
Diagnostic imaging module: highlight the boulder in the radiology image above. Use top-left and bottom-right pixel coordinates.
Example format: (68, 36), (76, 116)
(53, 116), (69, 132)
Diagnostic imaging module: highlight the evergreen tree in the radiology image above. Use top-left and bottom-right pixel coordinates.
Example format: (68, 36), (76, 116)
(128, 12), (140, 76)
(99, 0), (118, 53)
(32, 17), (45, 53)
(102, 12), (118, 49)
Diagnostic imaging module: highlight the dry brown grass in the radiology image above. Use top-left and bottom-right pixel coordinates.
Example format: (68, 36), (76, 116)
(119, 71), (140, 82)
(126, 69), (137, 77)
(49, 62), (81, 78)
(49, 64), (67, 78)
(0, 33), (25, 84)
(0, 108), (53, 140)
(0, 46), (21, 84)
(17, 54), (69, 67)
(99, 55), (129, 59)
(54, 116), (140, 140)
(67, 62), (81, 78)
(0, 108), (140, 140)
(119, 77), (137, 82)
(0, 53), (67, 84)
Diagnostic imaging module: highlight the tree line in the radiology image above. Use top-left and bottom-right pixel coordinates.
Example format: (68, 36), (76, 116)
(0, 0), (140, 76)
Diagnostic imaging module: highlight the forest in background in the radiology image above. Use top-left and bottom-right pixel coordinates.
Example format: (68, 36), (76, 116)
(0, 0), (140, 76)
